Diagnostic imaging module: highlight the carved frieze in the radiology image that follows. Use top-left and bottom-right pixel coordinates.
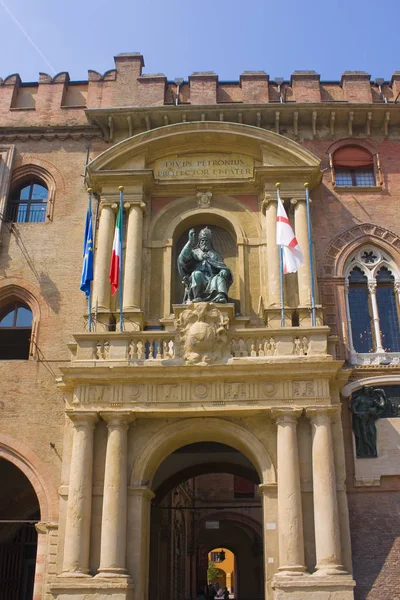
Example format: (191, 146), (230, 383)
(70, 378), (330, 409)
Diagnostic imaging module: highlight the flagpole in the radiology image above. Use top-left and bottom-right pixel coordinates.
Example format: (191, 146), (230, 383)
(276, 183), (285, 327)
(304, 182), (317, 326)
(87, 189), (93, 332)
(118, 186), (124, 332)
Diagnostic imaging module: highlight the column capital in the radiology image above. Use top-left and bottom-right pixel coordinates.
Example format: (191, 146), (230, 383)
(35, 521), (58, 535)
(258, 482), (277, 496)
(368, 281), (377, 294)
(272, 407), (303, 424)
(99, 201), (118, 211)
(128, 485), (155, 501)
(261, 193), (276, 214)
(290, 195), (308, 205)
(66, 411), (99, 429)
(306, 406), (338, 424)
(100, 411), (135, 429)
(124, 200), (147, 213)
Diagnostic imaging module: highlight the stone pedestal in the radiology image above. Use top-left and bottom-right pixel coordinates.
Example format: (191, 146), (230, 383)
(272, 574), (355, 600)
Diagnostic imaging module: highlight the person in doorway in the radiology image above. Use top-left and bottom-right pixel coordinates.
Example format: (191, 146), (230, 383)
(223, 587), (230, 600)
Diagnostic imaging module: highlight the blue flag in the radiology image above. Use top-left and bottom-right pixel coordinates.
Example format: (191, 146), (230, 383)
(80, 209), (94, 298)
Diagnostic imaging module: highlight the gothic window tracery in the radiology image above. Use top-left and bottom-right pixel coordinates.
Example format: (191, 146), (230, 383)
(345, 247), (400, 362)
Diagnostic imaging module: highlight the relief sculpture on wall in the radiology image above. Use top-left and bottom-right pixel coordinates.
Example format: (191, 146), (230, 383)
(177, 226), (233, 304)
(175, 302), (230, 365)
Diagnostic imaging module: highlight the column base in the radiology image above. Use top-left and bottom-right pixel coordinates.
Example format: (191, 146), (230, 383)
(95, 567), (131, 578)
(277, 564), (307, 576)
(59, 570), (91, 578)
(272, 573), (355, 600)
(313, 565), (349, 576)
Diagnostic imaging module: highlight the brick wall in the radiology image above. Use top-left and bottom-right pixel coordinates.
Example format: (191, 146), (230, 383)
(1, 53), (399, 128)
(348, 492), (400, 600)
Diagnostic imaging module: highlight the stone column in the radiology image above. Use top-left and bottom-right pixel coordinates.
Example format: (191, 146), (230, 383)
(97, 412), (131, 577)
(62, 412), (98, 576)
(92, 203), (115, 311)
(368, 281), (384, 353)
(272, 408), (306, 575)
(127, 486), (155, 600)
(264, 195), (280, 306)
(307, 407), (346, 575)
(123, 201), (145, 311)
(292, 198), (311, 306)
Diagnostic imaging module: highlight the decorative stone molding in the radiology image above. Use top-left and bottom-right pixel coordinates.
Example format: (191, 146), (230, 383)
(320, 223), (400, 277)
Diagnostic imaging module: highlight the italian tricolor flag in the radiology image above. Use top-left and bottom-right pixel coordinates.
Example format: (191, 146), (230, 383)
(109, 204), (122, 295)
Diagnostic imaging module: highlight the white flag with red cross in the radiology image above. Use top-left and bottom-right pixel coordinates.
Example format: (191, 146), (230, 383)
(276, 196), (304, 274)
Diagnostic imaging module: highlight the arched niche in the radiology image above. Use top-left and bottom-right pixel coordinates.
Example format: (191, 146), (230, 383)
(172, 217), (239, 310)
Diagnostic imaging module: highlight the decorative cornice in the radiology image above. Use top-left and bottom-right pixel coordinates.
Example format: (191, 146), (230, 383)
(0, 125), (103, 142)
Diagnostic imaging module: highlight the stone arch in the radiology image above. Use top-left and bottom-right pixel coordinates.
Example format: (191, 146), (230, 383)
(0, 434), (58, 522)
(10, 159), (62, 221)
(196, 509), (262, 541)
(320, 223), (400, 277)
(342, 375), (400, 398)
(149, 200), (253, 244)
(131, 417), (276, 488)
(0, 280), (47, 359)
(87, 121), (321, 176)
(326, 138), (379, 157)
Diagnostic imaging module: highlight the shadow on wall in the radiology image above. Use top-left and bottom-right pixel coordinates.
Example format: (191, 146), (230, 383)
(349, 419), (400, 600)
(39, 271), (61, 314)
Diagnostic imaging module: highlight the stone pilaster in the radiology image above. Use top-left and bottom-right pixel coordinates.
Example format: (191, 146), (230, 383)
(307, 407), (347, 575)
(97, 412), (132, 578)
(127, 486), (155, 600)
(62, 412), (98, 576)
(272, 408), (306, 575)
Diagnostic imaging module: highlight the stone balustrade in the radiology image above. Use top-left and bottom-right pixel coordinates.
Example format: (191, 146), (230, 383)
(69, 325), (333, 364)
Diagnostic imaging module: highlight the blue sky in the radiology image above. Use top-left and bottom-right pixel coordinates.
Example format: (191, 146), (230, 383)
(1, 0), (399, 83)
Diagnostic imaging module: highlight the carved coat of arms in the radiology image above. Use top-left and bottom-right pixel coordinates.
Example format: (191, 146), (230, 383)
(175, 303), (230, 365)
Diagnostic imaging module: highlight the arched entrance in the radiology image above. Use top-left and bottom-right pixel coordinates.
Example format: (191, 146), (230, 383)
(0, 458), (40, 600)
(129, 417), (275, 600)
(148, 441), (264, 600)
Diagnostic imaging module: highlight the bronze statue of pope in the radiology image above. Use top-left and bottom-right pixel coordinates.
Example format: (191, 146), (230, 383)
(177, 227), (233, 304)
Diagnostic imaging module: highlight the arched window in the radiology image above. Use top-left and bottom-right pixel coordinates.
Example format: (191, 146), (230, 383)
(0, 302), (33, 359)
(6, 180), (48, 223)
(345, 247), (400, 363)
(332, 146), (376, 187)
(347, 266), (373, 353)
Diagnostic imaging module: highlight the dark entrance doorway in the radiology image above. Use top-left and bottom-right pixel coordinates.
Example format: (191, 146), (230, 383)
(0, 458), (40, 600)
(149, 442), (264, 600)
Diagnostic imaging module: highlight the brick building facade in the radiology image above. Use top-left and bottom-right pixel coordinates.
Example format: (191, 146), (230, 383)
(0, 53), (400, 600)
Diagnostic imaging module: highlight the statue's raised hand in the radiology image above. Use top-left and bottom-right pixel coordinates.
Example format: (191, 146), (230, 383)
(189, 228), (196, 244)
